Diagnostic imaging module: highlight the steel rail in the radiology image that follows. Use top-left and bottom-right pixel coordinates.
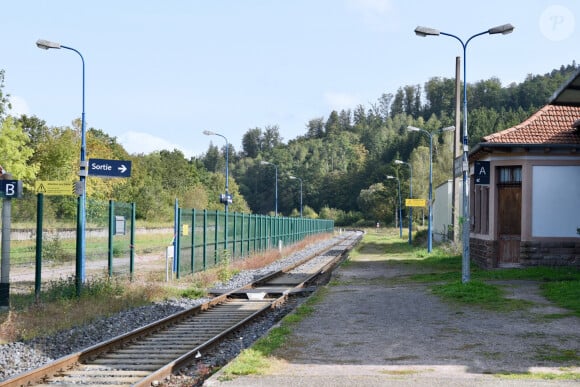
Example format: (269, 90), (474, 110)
(1, 231), (362, 386)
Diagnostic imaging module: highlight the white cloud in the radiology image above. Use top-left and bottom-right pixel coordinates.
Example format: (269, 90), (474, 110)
(118, 131), (198, 158)
(324, 91), (360, 111)
(8, 96), (30, 116)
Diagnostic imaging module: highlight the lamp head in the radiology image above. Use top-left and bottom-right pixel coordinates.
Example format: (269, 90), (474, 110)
(394, 160), (404, 165)
(203, 130), (215, 136)
(36, 39), (61, 50)
(406, 126), (421, 132)
(260, 161), (270, 166)
(488, 23), (514, 35)
(386, 175), (395, 180)
(440, 126), (456, 132)
(414, 26), (440, 37)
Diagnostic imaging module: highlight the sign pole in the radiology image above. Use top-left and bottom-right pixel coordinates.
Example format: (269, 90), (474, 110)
(0, 173), (13, 310)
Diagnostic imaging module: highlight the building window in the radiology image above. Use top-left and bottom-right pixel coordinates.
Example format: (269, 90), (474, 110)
(499, 166), (522, 185)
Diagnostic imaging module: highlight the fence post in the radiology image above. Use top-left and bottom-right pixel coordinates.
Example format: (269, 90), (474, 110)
(250, 213), (254, 254)
(214, 210), (219, 265)
(240, 212), (245, 258)
(173, 199), (179, 274)
(176, 207), (181, 279)
(130, 202), (135, 280)
(35, 193), (44, 301)
(203, 209), (207, 271)
(191, 209), (196, 274)
(232, 211), (237, 259)
(108, 200), (114, 277)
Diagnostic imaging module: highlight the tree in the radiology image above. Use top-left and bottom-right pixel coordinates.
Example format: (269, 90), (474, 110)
(305, 117), (324, 139)
(423, 77), (456, 118)
(357, 183), (390, 223)
(202, 143), (222, 173)
(390, 88), (404, 117)
(242, 127), (262, 158)
(262, 125), (283, 150)
(0, 116), (38, 184)
(338, 109), (352, 132)
(378, 93), (393, 120)
(0, 70), (11, 120)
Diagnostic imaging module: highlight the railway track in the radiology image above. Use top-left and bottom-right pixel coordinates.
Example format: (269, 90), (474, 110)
(1, 231), (362, 387)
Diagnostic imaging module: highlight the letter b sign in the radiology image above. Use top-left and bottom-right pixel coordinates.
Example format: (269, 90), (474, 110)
(0, 180), (23, 198)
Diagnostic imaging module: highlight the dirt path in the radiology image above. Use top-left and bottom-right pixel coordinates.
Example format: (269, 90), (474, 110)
(206, 243), (580, 386)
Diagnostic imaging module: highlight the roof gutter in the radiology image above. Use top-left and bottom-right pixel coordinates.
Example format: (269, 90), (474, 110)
(470, 142), (580, 161)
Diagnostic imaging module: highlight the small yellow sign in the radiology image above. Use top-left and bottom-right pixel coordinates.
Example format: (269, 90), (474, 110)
(182, 224), (189, 236)
(35, 181), (74, 196)
(406, 198), (427, 207)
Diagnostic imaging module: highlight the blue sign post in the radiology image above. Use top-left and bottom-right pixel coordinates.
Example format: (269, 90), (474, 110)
(88, 159), (132, 178)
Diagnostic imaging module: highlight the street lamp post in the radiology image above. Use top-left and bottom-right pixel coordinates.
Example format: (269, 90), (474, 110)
(203, 130), (230, 211)
(394, 160), (413, 245)
(289, 175), (303, 217)
(414, 23), (514, 280)
(386, 175), (402, 238)
(260, 161), (278, 216)
(203, 130), (230, 249)
(407, 126), (455, 253)
(37, 39), (87, 292)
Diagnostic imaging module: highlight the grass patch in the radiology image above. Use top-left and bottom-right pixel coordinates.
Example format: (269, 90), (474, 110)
(541, 280), (580, 317)
(431, 280), (531, 312)
(2, 276), (162, 340)
(495, 370), (580, 381)
(535, 346), (580, 363)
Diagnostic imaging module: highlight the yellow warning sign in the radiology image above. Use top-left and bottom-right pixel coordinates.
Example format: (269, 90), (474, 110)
(405, 198), (427, 207)
(35, 181), (74, 196)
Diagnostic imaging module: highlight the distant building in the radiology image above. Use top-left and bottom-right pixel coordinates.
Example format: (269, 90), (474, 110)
(468, 68), (580, 268)
(433, 180), (454, 243)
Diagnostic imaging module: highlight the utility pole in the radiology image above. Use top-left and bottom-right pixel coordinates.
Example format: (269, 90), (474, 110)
(452, 56), (462, 243)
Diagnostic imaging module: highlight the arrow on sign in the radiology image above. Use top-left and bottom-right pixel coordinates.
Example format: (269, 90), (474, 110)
(88, 158), (132, 178)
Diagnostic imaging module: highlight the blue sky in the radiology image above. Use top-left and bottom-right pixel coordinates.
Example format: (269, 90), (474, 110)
(2, 1), (578, 158)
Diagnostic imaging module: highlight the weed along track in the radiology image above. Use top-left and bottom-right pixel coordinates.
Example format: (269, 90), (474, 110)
(1, 231), (362, 387)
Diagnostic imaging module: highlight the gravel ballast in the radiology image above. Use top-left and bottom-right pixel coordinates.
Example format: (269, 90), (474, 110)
(0, 232), (354, 384)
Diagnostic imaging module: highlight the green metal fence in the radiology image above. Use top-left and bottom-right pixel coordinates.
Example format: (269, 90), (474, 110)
(174, 209), (334, 278)
(3, 193), (333, 300)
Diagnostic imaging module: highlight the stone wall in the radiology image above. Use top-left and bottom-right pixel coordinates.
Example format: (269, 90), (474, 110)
(520, 240), (580, 267)
(470, 238), (580, 268)
(470, 238), (497, 268)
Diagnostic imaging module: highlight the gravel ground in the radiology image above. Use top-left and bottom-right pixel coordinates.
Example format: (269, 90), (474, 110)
(205, 237), (580, 387)
(0, 231), (354, 384)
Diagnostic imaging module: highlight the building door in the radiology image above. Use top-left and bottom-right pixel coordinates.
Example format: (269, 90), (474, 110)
(497, 166), (522, 267)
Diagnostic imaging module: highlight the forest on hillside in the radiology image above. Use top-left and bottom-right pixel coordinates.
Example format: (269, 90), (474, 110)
(1, 62), (577, 226)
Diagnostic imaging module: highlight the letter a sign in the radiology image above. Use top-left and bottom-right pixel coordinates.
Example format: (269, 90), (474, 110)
(474, 161), (490, 185)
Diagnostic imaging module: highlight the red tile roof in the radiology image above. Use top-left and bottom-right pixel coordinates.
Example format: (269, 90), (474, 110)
(482, 105), (580, 144)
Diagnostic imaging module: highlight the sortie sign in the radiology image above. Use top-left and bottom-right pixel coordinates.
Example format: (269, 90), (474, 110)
(88, 158), (132, 178)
